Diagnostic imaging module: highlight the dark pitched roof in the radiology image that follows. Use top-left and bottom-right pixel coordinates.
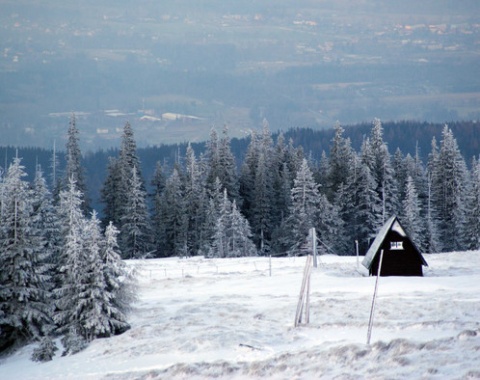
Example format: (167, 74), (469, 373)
(362, 215), (428, 270)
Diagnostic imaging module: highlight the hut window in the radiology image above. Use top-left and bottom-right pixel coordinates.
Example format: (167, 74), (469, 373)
(390, 241), (404, 250)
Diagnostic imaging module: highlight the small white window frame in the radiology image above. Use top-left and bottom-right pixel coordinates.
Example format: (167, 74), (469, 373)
(390, 241), (404, 250)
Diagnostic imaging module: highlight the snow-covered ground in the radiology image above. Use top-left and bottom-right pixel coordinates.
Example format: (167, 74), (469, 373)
(1, 252), (479, 379)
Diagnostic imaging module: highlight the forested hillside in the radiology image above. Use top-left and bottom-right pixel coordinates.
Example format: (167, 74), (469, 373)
(1, 120), (478, 210)
(1, 117), (479, 359)
(1, 118), (479, 258)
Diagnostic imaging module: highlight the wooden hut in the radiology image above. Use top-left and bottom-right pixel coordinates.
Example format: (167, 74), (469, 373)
(362, 215), (428, 276)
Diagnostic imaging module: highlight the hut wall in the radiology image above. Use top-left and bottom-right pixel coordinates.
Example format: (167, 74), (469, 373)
(370, 231), (423, 276)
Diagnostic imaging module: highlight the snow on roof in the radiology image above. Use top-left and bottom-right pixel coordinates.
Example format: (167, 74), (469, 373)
(362, 215), (397, 270)
(391, 220), (406, 237)
(362, 215), (427, 270)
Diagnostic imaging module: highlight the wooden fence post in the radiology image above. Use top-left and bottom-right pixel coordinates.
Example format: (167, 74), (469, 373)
(269, 255), (272, 277)
(367, 249), (384, 345)
(294, 255), (313, 327)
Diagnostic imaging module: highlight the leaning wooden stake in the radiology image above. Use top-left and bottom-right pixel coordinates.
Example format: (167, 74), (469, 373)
(311, 228), (318, 268)
(295, 255), (313, 327)
(367, 249), (384, 345)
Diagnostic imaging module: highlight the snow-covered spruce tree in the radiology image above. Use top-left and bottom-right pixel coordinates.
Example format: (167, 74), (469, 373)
(313, 151), (329, 196)
(32, 164), (60, 270)
(465, 157), (480, 250)
(78, 212), (134, 341)
(205, 127), (220, 192)
(119, 122), (142, 175)
(333, 179), (356, 255)
(367, 118), (399, 224)
(205, 126), (239, 202)
(120, 166), (151, 259)
(0, 157), (54, 354)
(251, 151), (274, 253)
(308, 149), (347, 255)
(240, 123), (290, 253)
(151, 162), (167, 257)
(430, 126), (470, 252)
(103, 221), (137, 323)
(270, 135), (303, 254)
(425, 136), (442, 253)
(401, 176), (424, 252)
(208, 190), (229, 258)
(77, 211), (114, 341)
(406, 144), (428, 204)
(208, 189), (256, 258)
(239, 130), (260, 224)
(162, 167), (188, 257)
(201, 177), (223, 255)
(101, 157), (122, 229)
(353, 150), (383, 253)
(50, 140), (62, 206)
(229, 199), (257, 257)
(55, 180), (134, 355)
(54, 177), (88, 354)
(218, 125), (240, 201)
(270, 134), (293, 225)
(64, 113), (90, 214)
(393, 148), (408, 204)
(282, 159), (321, 254)
(29, 165), (59, 361)
(184, 143), (208, 256)
(101, 122), (147, 255)
(325, 122), (355, 202)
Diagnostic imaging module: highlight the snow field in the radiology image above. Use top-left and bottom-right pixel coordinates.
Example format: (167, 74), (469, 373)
(1, 252), (479, 379)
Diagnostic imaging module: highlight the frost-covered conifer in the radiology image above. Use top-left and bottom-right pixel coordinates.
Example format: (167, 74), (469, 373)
(101, 157), (122, 228)
(425, 137), (442, 253)
(402, 176), (424, 251)
(184, 144), (208, 255)
(56, 180), (134, 354)
(328, 122), (356, 201)
(239, 130), (259, 223)
(430, 126), (470, 251)
(64, 114), (90, 213)
(162, 168), (188, 257)
(54, 177), (87, 340)
(150, 161), (168, 256)
(101, 122), (147, 256)
(229, 200), (257, 257)
(353, 151), (382, 253)
(0, 158), (53, 350)
(32, 165), (59, 268)
(368, 118), (399, 223)
(208, 189), (256, 258)
(103, 221), (137, 320)
(251, 152), (274, 253)
(465, 158), (480, 250)
(121, 166), (151, 259)
(218, 125), (239, 201)
(283, 159), (321, 254)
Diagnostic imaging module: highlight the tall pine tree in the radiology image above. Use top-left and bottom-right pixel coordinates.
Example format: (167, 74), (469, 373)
(64, 114), (90, 214)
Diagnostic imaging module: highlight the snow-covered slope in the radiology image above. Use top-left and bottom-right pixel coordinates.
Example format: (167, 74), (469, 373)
(1, 252), (479, 379)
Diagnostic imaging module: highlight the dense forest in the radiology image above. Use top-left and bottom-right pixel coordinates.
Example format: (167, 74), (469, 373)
(2, 117), (479, 258)
(1, 116), (479, 360)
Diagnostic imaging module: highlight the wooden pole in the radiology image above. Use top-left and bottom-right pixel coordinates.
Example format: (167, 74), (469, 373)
(355, 240), (359, 269)
(312, 228), (318, 268)
(305, 268), (311, 324)
(269, 255), (272, 277)
(295, 255), (313, 327)
(367, 249), (384, 345)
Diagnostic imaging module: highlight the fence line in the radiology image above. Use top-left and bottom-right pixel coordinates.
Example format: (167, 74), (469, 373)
(131, 255), (303, 280)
